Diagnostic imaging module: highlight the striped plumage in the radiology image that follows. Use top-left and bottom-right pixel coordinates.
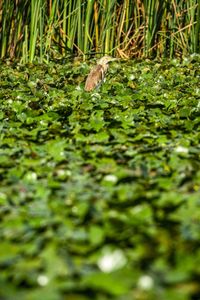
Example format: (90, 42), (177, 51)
(85, 56), (116, 92)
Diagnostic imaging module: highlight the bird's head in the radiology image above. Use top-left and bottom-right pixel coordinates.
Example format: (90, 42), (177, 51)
(98, 55), (117, 66)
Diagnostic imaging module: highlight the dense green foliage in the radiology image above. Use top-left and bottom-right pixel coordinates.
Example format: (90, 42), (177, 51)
(0, 0), (199, 62)
(0, 55), (200, 299)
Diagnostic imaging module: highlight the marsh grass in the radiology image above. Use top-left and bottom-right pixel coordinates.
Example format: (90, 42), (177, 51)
(0, 0), (199, 62)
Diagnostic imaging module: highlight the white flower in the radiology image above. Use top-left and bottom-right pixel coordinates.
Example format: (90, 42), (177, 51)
(175, 146), (188, 154)
(129, 74), (135, 80)
(137, 275), (154, 290)
(103, 174), (118, 183)
(37, 275), (49, 286)
(98, 249), (127, 273)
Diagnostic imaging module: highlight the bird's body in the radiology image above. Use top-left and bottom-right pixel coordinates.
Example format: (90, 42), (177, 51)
(85, 56), (116, 92)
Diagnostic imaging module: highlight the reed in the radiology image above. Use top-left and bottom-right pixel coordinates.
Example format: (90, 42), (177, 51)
(0, 0), (199, 62)
(29, 0), (41, 62)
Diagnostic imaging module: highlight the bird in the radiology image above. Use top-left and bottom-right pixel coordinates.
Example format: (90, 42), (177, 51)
(84, 55), (117, 92)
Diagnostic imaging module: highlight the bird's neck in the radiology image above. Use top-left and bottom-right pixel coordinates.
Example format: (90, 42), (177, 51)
(100, 64), (108, 73)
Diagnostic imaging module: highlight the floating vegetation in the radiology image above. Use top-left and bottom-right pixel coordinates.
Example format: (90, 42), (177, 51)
(0, 55), (200, 299)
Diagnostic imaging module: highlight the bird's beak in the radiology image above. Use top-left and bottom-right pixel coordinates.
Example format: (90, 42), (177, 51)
(109, 57), (119, 63)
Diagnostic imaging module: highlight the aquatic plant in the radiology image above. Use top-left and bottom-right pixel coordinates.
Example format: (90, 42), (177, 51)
(0, 56), (200, 299)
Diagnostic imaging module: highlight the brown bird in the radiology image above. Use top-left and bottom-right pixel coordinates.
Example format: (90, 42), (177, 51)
(85, 56), (117, 92)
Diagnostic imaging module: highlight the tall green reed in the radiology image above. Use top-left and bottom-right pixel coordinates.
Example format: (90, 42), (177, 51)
(0, 0), (199, 62)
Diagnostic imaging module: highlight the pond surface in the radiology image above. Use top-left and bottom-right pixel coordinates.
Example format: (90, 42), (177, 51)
(0, 56), (200, 300)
